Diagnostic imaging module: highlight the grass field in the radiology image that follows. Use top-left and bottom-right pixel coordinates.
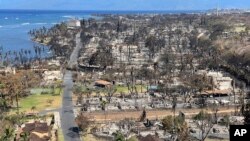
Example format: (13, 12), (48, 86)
(73, 85), (147, 98)
(13, 88), (62, 113)
(115, 85), (147, 94)
(58, 129), (64, 141)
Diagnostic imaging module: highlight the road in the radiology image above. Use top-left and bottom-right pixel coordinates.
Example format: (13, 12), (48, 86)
(68, 32), (82, 68)
(61, 32), (82, 141)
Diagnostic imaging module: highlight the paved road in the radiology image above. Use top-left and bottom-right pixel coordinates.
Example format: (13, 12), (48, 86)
(61, 32), (82, 141)
(68, 32), (82, 68)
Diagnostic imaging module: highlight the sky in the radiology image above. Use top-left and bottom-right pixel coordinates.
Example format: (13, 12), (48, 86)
(0, 0), (249, 11)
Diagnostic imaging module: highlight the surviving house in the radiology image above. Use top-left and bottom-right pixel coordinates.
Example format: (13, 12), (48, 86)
(66, 19), (81, 29)
(0, 66), (16, 74)
(17, 121), (51, 141)
(47, 60), (60, 66)
(94, 80), (112, 88)
(43, 71), (62, 82)
(197, 70), (233, 90)
(207, 71), (233, 90)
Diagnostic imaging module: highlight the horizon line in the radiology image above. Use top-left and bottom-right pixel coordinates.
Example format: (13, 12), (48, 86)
(0, 8), (248, 14)
(0, 8), (232, 11)
(0, 9), (207, 11)
(0, 8), (248, 12)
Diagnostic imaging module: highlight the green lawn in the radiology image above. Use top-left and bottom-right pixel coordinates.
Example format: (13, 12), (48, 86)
(115, 85), (147, 94)
(18, 94), (61, 112)
(13, 88), (63, 113)
(73, 85), (147, 97)
(58, 129), (64, 141)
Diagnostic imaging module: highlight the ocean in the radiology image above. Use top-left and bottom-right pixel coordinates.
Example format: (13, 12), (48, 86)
(0, 10), (97, 58)
(0, 10), (205, 56)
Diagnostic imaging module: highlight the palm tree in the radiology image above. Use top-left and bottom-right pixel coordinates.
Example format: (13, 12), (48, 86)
(119, 46), (122, 64)
(20, 132), (30, 141)
(0, 98), (8, 112)
(74, 85), (83, 105)
(114, 131), (125, 141)
(145, 35), (158, 60)
(101, 100), (107, 121)
(31, 106), (36, 113)
(172, 95), (177, 133)
(105, 87), (117, 103)
(0, 128), (14, 141)
(101, 100), (107, 111)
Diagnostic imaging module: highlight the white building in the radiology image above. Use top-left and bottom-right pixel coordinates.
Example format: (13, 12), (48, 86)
(43, 71), (62, 82)
(0, 66), (16, 74)
(66, 19), (81, 29)
(48, 60), (60, 66)
(207, 71), (233, 90)
(197, 71), (233, 90)
(197, 70), (233, 90)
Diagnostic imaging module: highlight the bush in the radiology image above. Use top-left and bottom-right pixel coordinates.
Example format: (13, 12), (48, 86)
(193, 110), (210, 120)
(127, 136), (138, 141)
(162, 115), (185, 132)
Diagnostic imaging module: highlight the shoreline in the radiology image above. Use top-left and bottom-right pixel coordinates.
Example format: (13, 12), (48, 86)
(32, 37), (51, 46)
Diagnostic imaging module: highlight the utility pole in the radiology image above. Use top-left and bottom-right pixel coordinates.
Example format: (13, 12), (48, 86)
(233, 80), (237, 115)
(216, 6), (218, 16)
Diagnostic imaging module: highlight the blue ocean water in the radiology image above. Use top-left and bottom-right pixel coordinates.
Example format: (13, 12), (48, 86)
(0, 10), (205, 55)
(0, 10), (95, 56)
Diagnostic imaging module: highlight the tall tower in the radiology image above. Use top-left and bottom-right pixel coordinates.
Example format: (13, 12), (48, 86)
(216, 0), (219, 16)
(216, 6), (218, 16)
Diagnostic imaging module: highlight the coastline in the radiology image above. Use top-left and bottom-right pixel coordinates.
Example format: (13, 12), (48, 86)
(32, 37), (51, 46)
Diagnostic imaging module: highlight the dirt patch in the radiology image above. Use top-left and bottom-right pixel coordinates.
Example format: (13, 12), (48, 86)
(85, 107), (237, 122)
